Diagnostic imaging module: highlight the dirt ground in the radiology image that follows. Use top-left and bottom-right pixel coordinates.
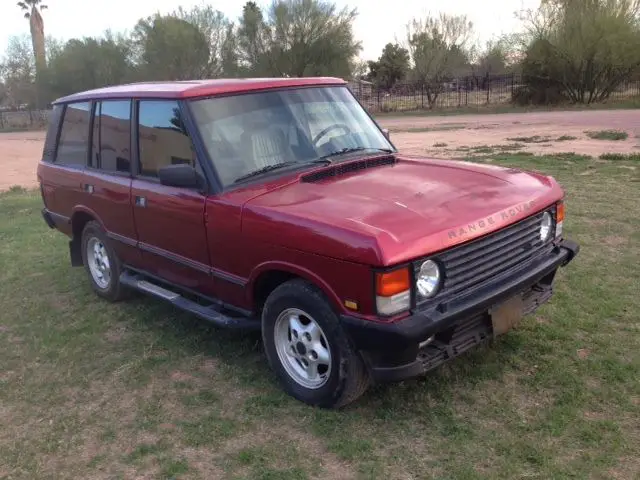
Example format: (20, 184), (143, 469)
(1, 109), (639, 191)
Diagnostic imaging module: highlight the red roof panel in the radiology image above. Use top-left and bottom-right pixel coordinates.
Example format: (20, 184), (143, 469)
(53, 77), (347, 104)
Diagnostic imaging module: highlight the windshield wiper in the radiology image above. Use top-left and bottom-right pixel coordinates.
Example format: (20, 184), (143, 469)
(319, 147), (393, 160)
(233, 158), (333, 184)
(234, 161), (301, 183)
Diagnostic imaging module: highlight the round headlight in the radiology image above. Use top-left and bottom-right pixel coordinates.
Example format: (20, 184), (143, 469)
(417, 260), (441, 298)
(540, 211), (553, 241)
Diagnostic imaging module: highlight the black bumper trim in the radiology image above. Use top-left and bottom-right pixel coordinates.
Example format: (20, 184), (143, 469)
(341, 238), (579, 361)
(372, 314), (494, 382)
(41, 208), (56, 229)
(42, 208), (70, 229)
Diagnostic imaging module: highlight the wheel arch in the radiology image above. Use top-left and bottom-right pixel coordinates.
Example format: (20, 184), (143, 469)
(69, 206), (102, 266)
(248, 262), (343, 316)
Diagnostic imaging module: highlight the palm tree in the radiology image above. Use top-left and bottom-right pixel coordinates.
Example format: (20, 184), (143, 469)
(17, 0), (47, 107)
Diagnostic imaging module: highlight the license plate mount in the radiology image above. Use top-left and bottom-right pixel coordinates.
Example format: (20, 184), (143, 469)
(490, 294), (524, 336)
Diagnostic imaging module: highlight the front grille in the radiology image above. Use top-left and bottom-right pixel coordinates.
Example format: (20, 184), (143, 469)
(415, 208), (555, 306)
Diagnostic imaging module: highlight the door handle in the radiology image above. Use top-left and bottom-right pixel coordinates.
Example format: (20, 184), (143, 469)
(135, 196), (147, 207)
(83, 184), (94, 194)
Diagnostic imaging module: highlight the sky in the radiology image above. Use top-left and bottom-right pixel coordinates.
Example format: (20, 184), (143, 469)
(0, 0), (540, 62)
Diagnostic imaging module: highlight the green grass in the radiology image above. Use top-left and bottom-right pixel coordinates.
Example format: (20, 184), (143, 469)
(599, 153), (640, 161)
(504, 135), (577, 144)
(585, 130), (629, 141)
(1, 153), (639, 478)
(506, 135), (551, 143)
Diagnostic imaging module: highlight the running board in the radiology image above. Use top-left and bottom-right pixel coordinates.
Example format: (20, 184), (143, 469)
(119, 271), (260, 330)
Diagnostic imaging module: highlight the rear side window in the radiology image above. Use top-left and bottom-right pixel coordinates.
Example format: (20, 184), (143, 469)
(92, 100), (131, 173)
(42, 104), (64, 162)
(138, 100), (195, 177)
(55, 102), (91, 166)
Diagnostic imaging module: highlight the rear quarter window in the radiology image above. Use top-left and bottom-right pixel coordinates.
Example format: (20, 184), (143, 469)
(55, 102), (91, 167)
(42, 104), (64, 163)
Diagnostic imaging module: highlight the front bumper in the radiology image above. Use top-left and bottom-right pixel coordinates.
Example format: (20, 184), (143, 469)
(341, 238), (580, 382)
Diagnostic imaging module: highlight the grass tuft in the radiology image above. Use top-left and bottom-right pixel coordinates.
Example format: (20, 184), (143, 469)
(507, 135), (551, 143)
(586, 130), (629, 141)
(599, 153), (640, 161)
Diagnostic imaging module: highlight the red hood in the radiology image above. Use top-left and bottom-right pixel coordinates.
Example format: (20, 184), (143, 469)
(241, 155), (564, 266)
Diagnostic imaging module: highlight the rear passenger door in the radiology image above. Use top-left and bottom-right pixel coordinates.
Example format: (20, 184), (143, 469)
(130, 99), (211, 292)
(42, 102), (91, 217)
(82, 100), (140, 266)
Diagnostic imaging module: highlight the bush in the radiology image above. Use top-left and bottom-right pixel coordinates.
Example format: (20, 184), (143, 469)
(512, 84), (566, 106)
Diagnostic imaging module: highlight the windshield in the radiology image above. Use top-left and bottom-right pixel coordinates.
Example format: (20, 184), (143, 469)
(189, 86), (394, 186)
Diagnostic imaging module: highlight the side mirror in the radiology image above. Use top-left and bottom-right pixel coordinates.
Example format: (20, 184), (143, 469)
(382, 128), (391, 141)
(158, 164), (203, 189)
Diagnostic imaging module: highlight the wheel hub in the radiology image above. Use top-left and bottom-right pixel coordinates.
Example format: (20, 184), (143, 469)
(274, 308), (332, 389)
(87, 237), (111, 289)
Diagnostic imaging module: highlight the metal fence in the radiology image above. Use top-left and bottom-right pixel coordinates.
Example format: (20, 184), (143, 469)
(2, 73), (639, 130)
(0, 109), (50, 131)
(349, 73), (640, 113)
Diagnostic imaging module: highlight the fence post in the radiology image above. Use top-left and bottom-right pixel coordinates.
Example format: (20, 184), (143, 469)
(511, 73), (515, 99)
(421, 84), (424, 109)
(486, 75), (491, 104)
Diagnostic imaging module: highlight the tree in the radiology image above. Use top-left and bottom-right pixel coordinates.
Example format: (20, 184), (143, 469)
(0, 35), (36, 107)
(351, 58), (369, 80)
(236, 1), (270, 75)
(236, 0), (361, 78)
(133, 15), (211, 81)
(367, 43), (410, 89)
(47, 33), (133, 98)
(519, 0), (640, 103)
(267, 0), (362, 77)
(473, 40), (509, 77)
(174, 4), (237, 77)
(406, 13), (473, 108)
(17, 0), (47, 107)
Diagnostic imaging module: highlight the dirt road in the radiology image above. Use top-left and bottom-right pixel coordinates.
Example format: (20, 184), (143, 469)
(1, 109), (638, 191)
(383, 109), (640, 158)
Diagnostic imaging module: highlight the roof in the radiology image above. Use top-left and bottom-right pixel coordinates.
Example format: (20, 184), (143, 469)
(53, 77), (347, 104)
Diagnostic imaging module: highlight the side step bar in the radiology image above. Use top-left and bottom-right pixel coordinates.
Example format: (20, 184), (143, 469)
(119, 271), (260, 330)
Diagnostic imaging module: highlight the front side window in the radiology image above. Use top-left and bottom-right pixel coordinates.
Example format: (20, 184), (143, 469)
(92, 100), (131, 173)
(56, 102), (91, 166)
(189, 86), (393, 186)
(138, 100), (195, 178)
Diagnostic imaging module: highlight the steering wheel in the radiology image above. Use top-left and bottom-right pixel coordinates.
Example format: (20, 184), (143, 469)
(312, 124), (351, 147)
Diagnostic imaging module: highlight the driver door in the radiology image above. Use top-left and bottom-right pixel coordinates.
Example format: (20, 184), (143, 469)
(131, 99), (211, 293)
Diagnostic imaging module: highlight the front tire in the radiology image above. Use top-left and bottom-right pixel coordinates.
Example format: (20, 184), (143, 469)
(80, 221), (128, 302)
(262, 279), (369, 408)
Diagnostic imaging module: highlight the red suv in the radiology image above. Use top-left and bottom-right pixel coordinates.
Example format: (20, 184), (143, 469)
(37, 78), (579, 408)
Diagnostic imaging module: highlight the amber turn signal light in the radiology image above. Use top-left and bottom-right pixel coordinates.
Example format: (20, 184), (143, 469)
(556, 201), (565, 222)
(376, 268), (410, 297)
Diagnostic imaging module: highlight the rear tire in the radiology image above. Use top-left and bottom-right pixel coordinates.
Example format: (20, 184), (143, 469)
(262, 279), (369, 408)
(80, 221), (128, 302)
